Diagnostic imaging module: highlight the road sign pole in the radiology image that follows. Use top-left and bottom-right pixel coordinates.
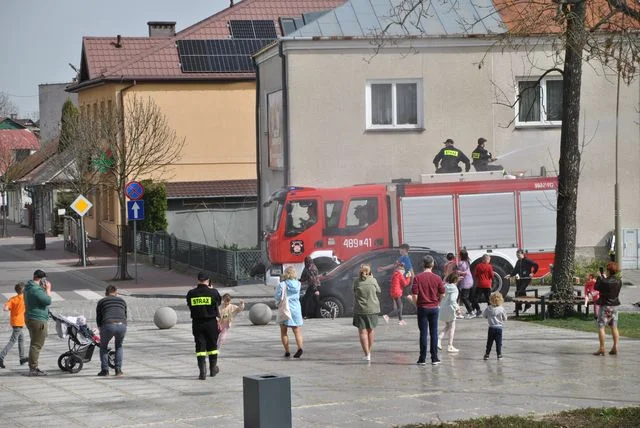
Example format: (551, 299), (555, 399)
(80, 216), (87, 268)
(134, 220), (138, 283)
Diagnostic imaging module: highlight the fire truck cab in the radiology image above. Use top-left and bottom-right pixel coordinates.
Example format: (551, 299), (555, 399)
(263, 173), (557, 293)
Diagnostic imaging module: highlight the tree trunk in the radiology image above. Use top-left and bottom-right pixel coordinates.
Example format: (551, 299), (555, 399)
(551, 1), (587, 315)
(116, 192), (131, 280)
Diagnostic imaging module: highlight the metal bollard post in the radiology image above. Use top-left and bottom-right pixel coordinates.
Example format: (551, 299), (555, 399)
(243, 374), (292, 428)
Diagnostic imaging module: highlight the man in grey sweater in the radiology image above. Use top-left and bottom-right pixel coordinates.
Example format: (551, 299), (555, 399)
(96, 285), (127, 376)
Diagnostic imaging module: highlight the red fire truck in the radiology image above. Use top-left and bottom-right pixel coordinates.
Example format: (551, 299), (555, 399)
(263, 172), (557, 295)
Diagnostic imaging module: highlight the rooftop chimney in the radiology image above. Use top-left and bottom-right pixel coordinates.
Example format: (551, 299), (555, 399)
(147, 21), (176, 37)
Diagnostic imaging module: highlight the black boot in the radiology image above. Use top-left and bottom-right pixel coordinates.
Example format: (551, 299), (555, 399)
(209, 355), (219, 377)
(197, 356), (207, 380)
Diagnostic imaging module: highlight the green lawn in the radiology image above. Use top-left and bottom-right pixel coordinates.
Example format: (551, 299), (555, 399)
(513, 312), (640, 339)
(399, 406), (640, 428)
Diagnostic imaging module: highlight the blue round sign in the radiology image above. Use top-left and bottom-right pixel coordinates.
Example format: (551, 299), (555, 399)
(125, 181), (144, 200)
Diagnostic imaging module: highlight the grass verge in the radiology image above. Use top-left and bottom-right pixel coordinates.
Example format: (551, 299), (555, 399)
(398, 406), (640, 427)
(512, 312), (640, 339)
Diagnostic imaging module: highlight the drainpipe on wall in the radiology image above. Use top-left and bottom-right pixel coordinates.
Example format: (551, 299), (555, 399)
(278, 41), (290, 186)
(253, 56), (263, 246)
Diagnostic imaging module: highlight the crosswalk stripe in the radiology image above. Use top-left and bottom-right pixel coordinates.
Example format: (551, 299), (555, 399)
(50, 292), (64, 302)
(74, 289), (104, 300)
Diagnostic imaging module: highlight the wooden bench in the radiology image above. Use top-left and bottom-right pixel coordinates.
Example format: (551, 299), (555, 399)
(540, 295), (594, 319)
(512, 288), (541, 317)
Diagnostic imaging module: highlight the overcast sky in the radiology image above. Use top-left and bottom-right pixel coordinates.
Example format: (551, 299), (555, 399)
(0, 0), (231, 117)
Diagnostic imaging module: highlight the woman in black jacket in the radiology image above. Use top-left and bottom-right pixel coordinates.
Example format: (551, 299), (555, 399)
(593, 262), (622, 356)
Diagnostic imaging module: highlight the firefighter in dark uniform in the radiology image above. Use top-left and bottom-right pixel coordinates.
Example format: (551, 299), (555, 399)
(186, 272), (222, 380)
(433, 138), (471, 173)
(505, 249), (539, 313)
(471, 137), (504, 171)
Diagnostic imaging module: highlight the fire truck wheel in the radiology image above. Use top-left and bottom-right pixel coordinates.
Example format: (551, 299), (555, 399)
(492, 265), (510, 297)
(320, 297), (344, 319)
(314, 257), (339, 275)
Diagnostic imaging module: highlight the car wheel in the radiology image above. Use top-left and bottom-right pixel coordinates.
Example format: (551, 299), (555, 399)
(492, 265), (509, 296)
(319, 296), (344, 319)
(314, 257), (339, 275)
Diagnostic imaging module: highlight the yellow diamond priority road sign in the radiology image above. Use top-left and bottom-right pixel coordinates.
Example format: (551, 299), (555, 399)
(70, 195), (93, 217)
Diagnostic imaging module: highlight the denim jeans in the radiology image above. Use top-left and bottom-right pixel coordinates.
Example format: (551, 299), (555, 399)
(100, 323), (127, 371)
(485, 326), (503, 356)
(0, 326), (25, 361)
(417, 307), (439, 362)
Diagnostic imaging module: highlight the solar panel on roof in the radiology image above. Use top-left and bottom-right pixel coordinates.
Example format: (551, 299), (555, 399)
(176, 39), (274, 73)
(229, 20), (277, 39)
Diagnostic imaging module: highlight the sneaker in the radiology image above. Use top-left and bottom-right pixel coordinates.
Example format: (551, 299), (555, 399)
(497, 354), (503, 360)
(483, 354), (490, 360)
(431, 359), (441, 366)
(97, 370), (109, 376)
(115, 369), (124, 377)
(293, 349), (303, 359)
(0, 359), (4, 369)
(29, 368), (48, 376)
(437, 340), (442, 350)
(20, 358), (28, 366)
(416, 360), (426, 366)
(284, 352), (291, 358)
(447, 346), (459, 353)
(464, 314), (475, 319)
(476, 310), (483, 317)
(362, 354), (371, 361)
(456, 314), (464, 319)
(398, 320), (407, 326)
(382, 314), (389, 324)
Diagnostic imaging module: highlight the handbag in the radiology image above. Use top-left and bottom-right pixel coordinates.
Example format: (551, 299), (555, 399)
(276, 281), (292, 323)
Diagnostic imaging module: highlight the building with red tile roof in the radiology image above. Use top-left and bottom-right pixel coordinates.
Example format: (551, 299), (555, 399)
(66, 0), (345, 247)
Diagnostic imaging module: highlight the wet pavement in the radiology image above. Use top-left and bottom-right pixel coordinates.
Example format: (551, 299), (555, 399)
(1, 222), (639, 427)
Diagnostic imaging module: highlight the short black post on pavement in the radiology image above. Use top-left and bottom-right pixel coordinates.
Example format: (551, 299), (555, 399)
(243, 374), (291, 428)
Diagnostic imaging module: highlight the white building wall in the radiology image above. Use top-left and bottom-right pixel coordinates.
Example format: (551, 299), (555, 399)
(279, 40), (640, 256)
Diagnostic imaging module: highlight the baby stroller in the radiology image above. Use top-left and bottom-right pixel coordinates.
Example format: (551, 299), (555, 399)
(49, 311), (115, 373)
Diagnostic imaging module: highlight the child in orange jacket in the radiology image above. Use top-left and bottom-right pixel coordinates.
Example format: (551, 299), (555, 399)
(0, 282), (29, 368)
(382, 264), (412, 325)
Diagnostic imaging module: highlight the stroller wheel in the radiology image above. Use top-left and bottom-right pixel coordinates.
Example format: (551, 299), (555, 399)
(58, 351), (74, 372)
(108, 350), (116, 369)
(66, 354), (84, 374)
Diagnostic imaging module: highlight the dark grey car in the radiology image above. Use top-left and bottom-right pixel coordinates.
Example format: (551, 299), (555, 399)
(317, 248), (447, 318)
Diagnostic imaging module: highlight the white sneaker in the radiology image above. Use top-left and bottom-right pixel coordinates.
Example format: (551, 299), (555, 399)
(464, 313), (475, 319)
(456, 314), (464, 319)
(437, 340), (442, 350)
(398, 320), (407, 326)
(382, 315), (389, 324)
(447, 345), (459, 353)
(362, 354), (371, 361)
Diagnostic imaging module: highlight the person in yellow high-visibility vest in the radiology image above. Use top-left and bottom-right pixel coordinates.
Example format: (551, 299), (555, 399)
(186, 272), (222, 380)
(433, 138), (471, 173)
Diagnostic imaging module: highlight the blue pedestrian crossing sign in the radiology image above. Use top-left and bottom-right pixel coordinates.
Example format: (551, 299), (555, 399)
(127, 200), (145, 221)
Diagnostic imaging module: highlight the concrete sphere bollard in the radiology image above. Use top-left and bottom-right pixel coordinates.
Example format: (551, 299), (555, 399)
(154, 307), (178, 329)
(249, 303), (272, 326)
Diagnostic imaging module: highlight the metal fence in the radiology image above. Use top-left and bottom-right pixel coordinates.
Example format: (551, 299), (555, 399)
(136, 231), (266, 285)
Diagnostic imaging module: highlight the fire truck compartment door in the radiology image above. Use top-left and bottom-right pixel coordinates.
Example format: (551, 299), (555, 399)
(519, 190), (557, 251)
(459, 193), (516, 249)
(400, 195), (455, 252)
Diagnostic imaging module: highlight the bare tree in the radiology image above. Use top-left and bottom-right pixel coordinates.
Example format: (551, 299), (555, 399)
(101, 95), (185, 279)
(0, 146), (21, 237)
(375, 0), (639, 310)
(0, 92), (18, 118)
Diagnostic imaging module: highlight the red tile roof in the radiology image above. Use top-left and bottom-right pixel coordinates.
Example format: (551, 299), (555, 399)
(165, 179), (257, 199)
(72, 0), (346, 88)
(0, 130), (40, 151)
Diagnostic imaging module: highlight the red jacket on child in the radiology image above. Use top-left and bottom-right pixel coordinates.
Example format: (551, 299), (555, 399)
(473, 262), (494, 289)
(390, 270), (411, 299)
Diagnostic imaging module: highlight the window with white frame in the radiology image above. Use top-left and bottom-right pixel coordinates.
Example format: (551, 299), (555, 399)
(516, 77), (563, 126)
(365, 79), (422, 130)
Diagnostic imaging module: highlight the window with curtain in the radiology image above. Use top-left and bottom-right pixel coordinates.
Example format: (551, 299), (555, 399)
(516, 77), (563, 126)
(366, 79), (422, 130)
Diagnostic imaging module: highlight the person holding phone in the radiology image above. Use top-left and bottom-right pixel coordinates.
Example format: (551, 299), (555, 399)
(23, 269), (52, 376)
